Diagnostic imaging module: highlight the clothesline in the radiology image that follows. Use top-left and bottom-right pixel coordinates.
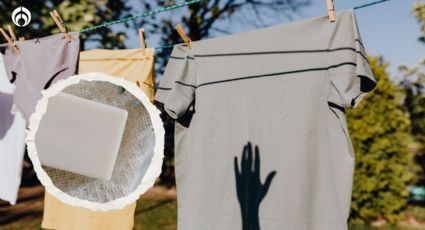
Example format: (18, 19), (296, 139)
(80, 0), (204, 33)
(79, 0), (392, 50)
(354, 0), (391, 10)
(154, 0), (392, 50)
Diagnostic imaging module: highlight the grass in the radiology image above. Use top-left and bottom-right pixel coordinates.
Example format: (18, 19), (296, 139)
(134, 197), (177, 230)
(348, 225), (423, 230)
(0, 216), (42, 230)
(0, 191), (178, 230)
(2, 190), (425, 230)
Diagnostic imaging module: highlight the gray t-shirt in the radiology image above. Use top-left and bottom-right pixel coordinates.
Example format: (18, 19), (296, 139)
(156, 9), (375, 230)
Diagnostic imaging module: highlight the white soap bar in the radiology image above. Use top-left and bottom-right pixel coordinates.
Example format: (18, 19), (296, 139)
(35, 92), (128, 181)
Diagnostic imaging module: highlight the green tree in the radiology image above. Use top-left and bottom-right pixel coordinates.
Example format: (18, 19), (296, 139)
(141, 0), (311, 73)
(413, 2), (425, 43)
(400, 62), (425, 185)
(0, 0), (131, 50)
(398, 2), (425, 186)
(348, 57), (414, 224)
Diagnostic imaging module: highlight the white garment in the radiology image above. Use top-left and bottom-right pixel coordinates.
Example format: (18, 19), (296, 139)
(0, 55), (26, 205)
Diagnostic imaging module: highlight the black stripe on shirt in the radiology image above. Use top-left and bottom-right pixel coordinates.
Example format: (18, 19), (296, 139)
(194, 47), (358, 57)
(192, 62), (357, 88)
(158, 86), (172, 91)
(169, 56), (186, 60)
(170, 47), (368, 62)
(328, 101), (345, 114)
(356, 51), (368, 62)
(170, 56), (195, 60)
(176, 81), (197, 88)
(355, 39), (366, 50)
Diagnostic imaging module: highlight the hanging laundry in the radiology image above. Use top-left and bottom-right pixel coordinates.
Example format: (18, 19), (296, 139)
(0, 44), (18, 83)
(79, 48), (156, 101)
(42, 48), (156, 230)
(7, 32), (80, 122)
(0, 54), (26, 205)
(155, 9), (375, 230)
(42, 194), (136, 230)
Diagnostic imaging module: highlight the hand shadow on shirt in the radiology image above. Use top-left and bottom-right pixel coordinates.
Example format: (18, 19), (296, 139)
(0, 92), (15, 139)
(234, 142), (276, 230)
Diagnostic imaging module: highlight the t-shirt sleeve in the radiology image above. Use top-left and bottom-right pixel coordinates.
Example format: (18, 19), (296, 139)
(155, 45), (196, 119)
(327, 9), (376, 108)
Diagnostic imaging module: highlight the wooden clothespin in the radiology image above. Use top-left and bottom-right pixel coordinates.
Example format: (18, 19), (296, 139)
(49, 10), (72, 42)
(0, 28), (19, 54)
(7, 25), (17, 41)
(326, 0), (336, 22)
(175, 24), (192, 49)
(139, 28), (147, 55)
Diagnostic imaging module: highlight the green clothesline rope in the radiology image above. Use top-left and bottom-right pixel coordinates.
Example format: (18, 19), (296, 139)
(80, 0), (204, 33)
(80, 0), (392, 49)
(154, 0), (393, 50)
(354, 0), (391, 10)
(155, 44), (175, 50)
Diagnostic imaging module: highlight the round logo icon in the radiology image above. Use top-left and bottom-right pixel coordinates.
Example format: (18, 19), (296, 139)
(12, 6), (31, 27)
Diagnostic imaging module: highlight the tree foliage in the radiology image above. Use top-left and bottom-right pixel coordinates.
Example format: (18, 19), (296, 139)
(348, 57), (414, 224)
(0, 0), (131, 49)
(139, 0), (311, 72)
(398, 2), (425, 186)
(413, 2), (425, 43)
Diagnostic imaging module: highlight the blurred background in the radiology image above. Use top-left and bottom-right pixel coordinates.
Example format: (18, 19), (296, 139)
(0, 0), (424, 229)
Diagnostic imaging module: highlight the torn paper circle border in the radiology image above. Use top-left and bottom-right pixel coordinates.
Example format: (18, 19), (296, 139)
(26, 72), (165, 211)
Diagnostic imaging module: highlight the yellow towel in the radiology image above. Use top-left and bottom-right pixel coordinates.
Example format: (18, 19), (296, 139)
(79, 48), (155, 102)
(41, 48), (155, 230)
(42, 193), (137, 230)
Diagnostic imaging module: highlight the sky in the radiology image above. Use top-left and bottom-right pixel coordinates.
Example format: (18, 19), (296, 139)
(124, 0), (424, 77)
(302, 0), (425, 77)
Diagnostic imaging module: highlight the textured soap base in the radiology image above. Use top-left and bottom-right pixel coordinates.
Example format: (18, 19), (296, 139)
(26, 73), (164, 211)
(35, 92), (128, 181)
